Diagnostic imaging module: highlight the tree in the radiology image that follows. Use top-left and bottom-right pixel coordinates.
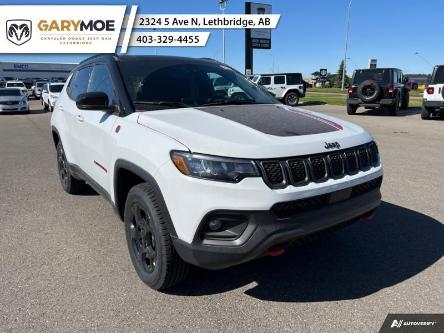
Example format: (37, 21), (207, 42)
(332, 60), (350, 88)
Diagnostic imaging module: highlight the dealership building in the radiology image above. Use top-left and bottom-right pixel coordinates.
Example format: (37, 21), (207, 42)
(0, 62), (77, 80)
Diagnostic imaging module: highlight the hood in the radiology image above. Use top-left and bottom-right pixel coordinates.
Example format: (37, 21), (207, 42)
(0, 96), (22, 102)
(137, 104), (373, 159)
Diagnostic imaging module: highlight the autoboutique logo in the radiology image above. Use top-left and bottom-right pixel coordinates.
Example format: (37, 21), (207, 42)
(6, 19), (32, 46)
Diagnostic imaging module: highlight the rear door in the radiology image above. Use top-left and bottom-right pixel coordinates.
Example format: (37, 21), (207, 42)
(271, 75), (287, 98)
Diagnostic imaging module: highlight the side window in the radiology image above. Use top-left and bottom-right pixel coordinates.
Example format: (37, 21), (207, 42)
(42, 84), (48, 92)
(88, 64), (115, 106)
(274, 75), (285, 85)
(393, 70), (398, 84)
(286, 74), (302, 85)
(399, 72), (403, 84)
(259, 76), (271, 85)
(70, 66), (92, 100)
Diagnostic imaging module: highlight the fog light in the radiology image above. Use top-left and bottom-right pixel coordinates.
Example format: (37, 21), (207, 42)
(208, 219), (222, 231)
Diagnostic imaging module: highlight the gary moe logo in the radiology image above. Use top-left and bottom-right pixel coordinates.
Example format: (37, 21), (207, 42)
(6, 19), (32, 46)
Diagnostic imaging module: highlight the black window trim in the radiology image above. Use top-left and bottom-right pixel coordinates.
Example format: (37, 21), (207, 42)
(67, 64), (93, 101)
(87, 62), (118, 108)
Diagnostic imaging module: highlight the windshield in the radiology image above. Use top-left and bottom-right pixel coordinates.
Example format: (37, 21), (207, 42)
(0, 89), (21, 96)
(7, 82), (25, 88)
(36, 82), (45, 88)
(118, 59), (276, 110)
(353, 69), (391, 85)
(432, 66), (444, 84)
(49, 84), (64, 93)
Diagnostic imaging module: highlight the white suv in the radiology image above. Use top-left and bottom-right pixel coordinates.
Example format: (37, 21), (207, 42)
(42, 82), (64, 112)
(422, 65), (444, 120)
(51, 55), (383, 290)
(252, 73), (306, 106)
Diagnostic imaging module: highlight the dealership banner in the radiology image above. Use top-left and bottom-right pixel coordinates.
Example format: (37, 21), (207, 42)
(0, 5), (279, 53)
(0, 6), (126, 53)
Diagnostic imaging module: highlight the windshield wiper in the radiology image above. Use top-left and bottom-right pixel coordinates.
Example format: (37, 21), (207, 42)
(133, 100), (191, 108)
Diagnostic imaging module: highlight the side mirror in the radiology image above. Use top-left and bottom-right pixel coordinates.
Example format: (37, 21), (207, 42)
(76, 92), (113, 111)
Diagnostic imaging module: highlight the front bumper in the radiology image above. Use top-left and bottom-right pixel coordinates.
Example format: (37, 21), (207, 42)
(348, 97), (395, 107)
(0, 105), (28, 112)
(173, 179), (381, 269)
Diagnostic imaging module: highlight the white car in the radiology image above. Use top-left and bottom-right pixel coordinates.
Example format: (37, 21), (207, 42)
(5, 81), (28, 97)
(51, 55), (383, 290)
(422, 65), (444, 120)
(33, 81), (47, 99)
(0, 88), (29, 113)
(42, 83), (64, 112)
(252, 73), (306, 106)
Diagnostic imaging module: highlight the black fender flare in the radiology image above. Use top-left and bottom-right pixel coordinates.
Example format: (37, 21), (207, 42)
(114, 159), (177, 238)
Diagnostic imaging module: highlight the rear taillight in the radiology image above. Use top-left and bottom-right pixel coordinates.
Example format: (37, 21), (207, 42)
(426, 86), (434, 94)
(347, 86), (353, 94)
(387, 85), (395, 94)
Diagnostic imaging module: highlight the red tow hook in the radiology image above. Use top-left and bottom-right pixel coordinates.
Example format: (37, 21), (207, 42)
(360, 211), (375, 221)
(267, 245), (285, 257)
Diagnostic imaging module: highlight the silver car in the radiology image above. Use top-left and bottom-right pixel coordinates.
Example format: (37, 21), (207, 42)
(0, 88), (29, 113)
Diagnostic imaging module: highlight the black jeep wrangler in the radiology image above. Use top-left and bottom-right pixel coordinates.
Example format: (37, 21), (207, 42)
(347, 68), (410, 115)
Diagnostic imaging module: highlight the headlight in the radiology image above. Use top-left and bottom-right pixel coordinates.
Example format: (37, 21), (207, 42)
(170, 151), (259, 183)
(20, 99), (27, 105)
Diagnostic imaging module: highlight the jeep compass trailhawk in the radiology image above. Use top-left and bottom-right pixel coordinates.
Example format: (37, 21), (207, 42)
(51, 55), (383, 290)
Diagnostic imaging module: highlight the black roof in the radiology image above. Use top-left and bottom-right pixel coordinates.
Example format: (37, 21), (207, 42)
(256, 73), (302, 76)
(79, 54), (222, 66)
(354, 68), (402, 71)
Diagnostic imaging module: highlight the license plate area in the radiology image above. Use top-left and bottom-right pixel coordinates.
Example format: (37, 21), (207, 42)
(328, 188), (352, 204)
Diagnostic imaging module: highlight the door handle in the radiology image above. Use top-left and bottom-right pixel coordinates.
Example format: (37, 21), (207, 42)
(76, 114), (84, 122)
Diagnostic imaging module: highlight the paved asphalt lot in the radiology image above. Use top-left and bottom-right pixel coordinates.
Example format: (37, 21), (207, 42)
(1, 100), (443, 332)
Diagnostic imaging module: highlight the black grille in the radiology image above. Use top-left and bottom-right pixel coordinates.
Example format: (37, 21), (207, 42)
(345, 150), (358, 173)
(261, 162), (284, 185)
(0, 101), (19, 105)
(288, 159), (307, 184)
(351, 176), (382, 197)
(310, 157), (327, 181)
(272, 176), (383, 218)
(368, 143), (379, 166)
(258, 142), (380, 189)
(357, 148), (370, 170)
(329, 153), (345, 178)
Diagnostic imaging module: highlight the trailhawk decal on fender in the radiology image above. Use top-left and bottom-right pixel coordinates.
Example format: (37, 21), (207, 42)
(196, 104), (341, 137)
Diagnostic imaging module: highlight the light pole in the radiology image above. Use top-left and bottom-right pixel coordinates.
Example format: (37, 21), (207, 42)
(347, 57), (358, 69)
(341, 0), (353, 90)
(415, 52), (433, 69)
(219, 0), (228, 63)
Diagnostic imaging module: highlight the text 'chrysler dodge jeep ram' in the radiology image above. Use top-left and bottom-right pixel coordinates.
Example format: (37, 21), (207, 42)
(51, 55), (383, 290)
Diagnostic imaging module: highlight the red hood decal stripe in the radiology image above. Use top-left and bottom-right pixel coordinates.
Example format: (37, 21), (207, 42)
(286, 108), (343, 130)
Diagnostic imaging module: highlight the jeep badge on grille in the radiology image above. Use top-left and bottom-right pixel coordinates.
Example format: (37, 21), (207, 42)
(324, 142), (341, 150)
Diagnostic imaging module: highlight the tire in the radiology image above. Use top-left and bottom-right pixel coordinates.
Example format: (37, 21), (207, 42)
(421, 105), (433, 120)
(400, 94), (409, 110)
(284, 91), (299, 106)
(347, 104), (358, 115)
(124, 183), (189, 290)
(44, 102), (48, 111)
(56, 141), (87, 194)
(388, 95), (401, 116)
(357, 80), (381, 103)
(49, 104), (53, 113)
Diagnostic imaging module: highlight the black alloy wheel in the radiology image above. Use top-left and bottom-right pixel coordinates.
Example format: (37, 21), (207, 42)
(128, 202), (157, 274)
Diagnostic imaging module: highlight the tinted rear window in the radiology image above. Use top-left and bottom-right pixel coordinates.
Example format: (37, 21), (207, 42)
(49, 84), (64, 93)
(286, 73), (302, 85)
(353, 69), (391, 85)
(432, 66), (444, 84)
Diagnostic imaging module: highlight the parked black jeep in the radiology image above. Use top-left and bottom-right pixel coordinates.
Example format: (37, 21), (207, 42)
(347, 68), (410, 115)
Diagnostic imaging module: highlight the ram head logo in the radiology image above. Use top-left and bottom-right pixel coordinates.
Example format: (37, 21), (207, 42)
(6, 20), (32, 46)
